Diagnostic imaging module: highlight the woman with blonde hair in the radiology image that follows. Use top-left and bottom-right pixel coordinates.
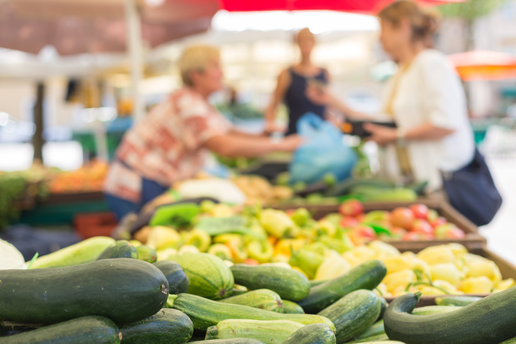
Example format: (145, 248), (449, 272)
(103, 45), (302, 220)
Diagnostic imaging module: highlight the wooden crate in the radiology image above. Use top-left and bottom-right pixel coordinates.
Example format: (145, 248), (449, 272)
(275, 200), (485, 252)
(385, 246), (516, 306)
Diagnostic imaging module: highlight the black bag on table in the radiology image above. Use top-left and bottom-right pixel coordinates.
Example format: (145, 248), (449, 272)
(442, 148), (502, 226)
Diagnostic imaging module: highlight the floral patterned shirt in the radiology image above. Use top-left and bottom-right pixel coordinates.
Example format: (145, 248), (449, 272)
(103, 88), (232, 202)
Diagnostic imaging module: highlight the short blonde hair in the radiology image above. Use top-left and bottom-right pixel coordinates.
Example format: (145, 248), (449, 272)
(178, 45), (220, 87)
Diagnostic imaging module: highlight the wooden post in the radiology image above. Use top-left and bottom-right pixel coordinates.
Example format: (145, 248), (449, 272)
(33, 82), (45, 163)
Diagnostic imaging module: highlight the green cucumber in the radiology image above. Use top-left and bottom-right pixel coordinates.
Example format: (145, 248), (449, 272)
(282, 323), (336, 344)
(205, 319), (304, 344)
(119, 308), (193, 344)
(135, 245), (157, 263)
(298, 260), (387, 314)
(348, 333), (392, 343)
(384, 290), (516, 344)
(310, 280), (328, 287)
(0, 258), (169, 324)
(0, 316), (121, 344)
(30, 236), (115, 268)
(412, 306), (458, 315)
(318, 290), (381, 344)
(153, 261), (190, 294)
(188, 339), (264, 344)
(378, 298), (387, 320)
(434, 296), (482, 307)
(355, 320), (385, 340)
(96, 240), (138, 260)
(166, 293), (335, 332)
(281, 300), (305, 314)
(169, 253), (234, 299)
(230, 265), (310, 301)
(220, 289), (282, 312)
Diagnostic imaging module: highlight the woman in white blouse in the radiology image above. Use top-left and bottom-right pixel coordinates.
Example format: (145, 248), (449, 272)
(312, 0), (475, 193)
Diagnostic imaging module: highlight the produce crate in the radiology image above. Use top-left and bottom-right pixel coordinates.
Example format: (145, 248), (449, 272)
(274, 199), (486, 252)
(73, 212), (117, 239)
(385, 245), (516, 306)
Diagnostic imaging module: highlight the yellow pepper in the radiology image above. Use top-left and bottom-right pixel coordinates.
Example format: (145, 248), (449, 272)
(214, 234), (243, 244)
(463, 254), (502, 284)
(246, 240), (274, 263)
(374, 283), (389, 297)
(417, 245), (456, 266)
(430, 263), (462, 287)
(259, 209), (297, 238)
(448, 243), (468, 258)
(271, 254), (290, 263)
(226, 239), (248, 263)
(274, 239), (305, 257)
(419, 286), (448, 296)
(129, 240), (142, 247)
(305, 242), (331, 257)
(413, 258), (431, 282)
(315, 219), (337, 237)
(461, 276), (493, 294)
(382, 256), (415, 274)
(496, 278), (515, 291)
(314, 256), (351, 281)
(209, 204), (235, 217)
(292, 266), (309, 279)
(207, 244), (233, 261)
(368, 241), (400, 260)
(342, 246), (377, 268)
(157, 248), (177, 261)
(432, 280), (460, 294)
(147, 226), (181, 251)
(185, 229), (212, 252)
(383, 269), (417, 292)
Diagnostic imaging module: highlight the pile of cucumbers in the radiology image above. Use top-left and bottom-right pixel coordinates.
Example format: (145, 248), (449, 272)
(1, 240), (516, 344)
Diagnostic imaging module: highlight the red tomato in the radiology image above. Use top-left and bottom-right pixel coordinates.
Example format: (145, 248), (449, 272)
(431, 217), (448, 229)
(427, 209), (439, 223)
(355, 213), (367, 223)
(339, 199), (364, 217)
(409, 204), (429, 220)
(411, 219), (434, 235)
(402, 232), (423, 241)
(391, 207), (415, 229)
(435, 224), (465, 239)
(352, 225), (376, 241)
(340, 216), (359, 228)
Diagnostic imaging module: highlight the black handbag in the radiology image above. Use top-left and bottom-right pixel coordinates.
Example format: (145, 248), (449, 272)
(442, 148), (502, 226)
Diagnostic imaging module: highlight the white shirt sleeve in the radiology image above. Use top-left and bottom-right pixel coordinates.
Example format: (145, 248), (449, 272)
(418, 52), (466, 131)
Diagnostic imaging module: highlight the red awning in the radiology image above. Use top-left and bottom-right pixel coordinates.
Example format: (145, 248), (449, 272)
(218, 0), (464, 13)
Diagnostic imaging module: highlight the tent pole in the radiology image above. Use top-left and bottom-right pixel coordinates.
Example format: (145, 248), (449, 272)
(125, 0), (145, 122)
(32, 82), (45, 163)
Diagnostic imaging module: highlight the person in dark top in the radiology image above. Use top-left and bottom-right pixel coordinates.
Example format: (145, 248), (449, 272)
(265, 28), (364, 135)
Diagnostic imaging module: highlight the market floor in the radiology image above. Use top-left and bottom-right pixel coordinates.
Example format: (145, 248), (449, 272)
(480, 154), (516, 266)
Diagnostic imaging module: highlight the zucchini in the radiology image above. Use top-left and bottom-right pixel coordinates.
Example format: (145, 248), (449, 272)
(384, 290), (516, 344)
(310, 280), (328, 287)
(205, 319), (304, 344)
(298, 260), (387, 314)
(412, 305), (458, 315)
(153, 261), (190, 294)
(167, 293), (335, 332)
(30, 236), (115, 269)
(169, 253), (234, 299)
(0, 316), (121, 344)
(135, 245), (157, 263)
(230, 264), (310, 301)
(281, 300), (305, 314)
(347, 333), (393, 343)
(378, 298), (387, 320)
(189, 339), (264, 344)
(0, 321), (41, 336)
(435, 295), (482, 307)
(119, 308), (193, 344)
(0, 258), (169, 324)
(220, 289), (282, 312)
(318, 290), (381, 344)
(500, 336), (516, 344)
(355, 320), (384, 340)
(282, 323), (336, 344)
(96, 240), (138, 260)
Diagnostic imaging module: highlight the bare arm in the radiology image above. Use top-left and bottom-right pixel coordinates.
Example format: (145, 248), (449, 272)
(364, 122), (455, 146)
(203, 134), (302, 158)
(228, 128), (263, 138)
(264, 69), (291, 131)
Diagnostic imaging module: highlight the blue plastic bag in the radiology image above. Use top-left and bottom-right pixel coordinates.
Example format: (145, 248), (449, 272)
(289, 113), (357, 184)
